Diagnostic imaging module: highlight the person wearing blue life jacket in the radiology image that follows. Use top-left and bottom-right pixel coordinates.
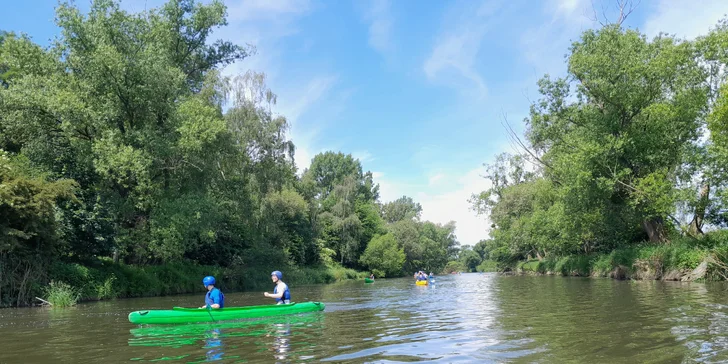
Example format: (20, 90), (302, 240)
(264, 271), (291, 304)
(199, 276), (224, 309)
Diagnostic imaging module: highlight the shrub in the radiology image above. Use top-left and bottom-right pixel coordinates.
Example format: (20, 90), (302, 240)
(45, 281), (79, 308)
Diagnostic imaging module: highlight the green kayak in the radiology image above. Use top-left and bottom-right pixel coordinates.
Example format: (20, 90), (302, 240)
(364, 278), (374, 283)
(128, 302), (325, 325)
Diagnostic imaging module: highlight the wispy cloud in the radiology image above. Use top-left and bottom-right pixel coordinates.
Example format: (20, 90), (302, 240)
(227, 0), (312, 22)
(642, 0), (728, 39)
(520, 0), (595, 80)
(362, 0), (393, 56)
(428, 173), (445, 186)
(218, 1), (345, 173)
(352, 150), (374, 163)
(417, 167), (492, 245)
(277, 76), (339, 171)
(423, 0), (506, 98)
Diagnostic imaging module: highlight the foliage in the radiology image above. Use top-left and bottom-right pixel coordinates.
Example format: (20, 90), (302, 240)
(359, 234), (406, 277)
(381, 196), (422, 223)
(0, 0), (462, 306)
(476, 260), (499, 272)
(45, 281), (79, 308)
(471, 24), (728, 267)
(443, 260), (466, 274)
(459, 248), (482, 272)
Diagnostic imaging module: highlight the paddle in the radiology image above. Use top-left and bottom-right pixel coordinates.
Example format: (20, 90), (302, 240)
(206, 304), (217, 323)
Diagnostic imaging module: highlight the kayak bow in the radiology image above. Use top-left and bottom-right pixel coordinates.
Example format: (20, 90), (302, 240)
(415, 280), (428, 286)
(364, 278), (374, 283)
(128, 301), (325, 325)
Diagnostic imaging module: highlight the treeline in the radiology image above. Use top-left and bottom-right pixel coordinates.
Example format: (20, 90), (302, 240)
(470, 21), (728, 276)
(0, 0), (456, 307)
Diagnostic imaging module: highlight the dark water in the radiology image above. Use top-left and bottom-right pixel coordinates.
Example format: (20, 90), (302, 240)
(2, 274), (728, 363)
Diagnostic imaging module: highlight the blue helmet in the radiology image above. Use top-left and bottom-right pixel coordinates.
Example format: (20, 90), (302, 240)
(271, 271), (283, 280)
(203, 276), (216, 286)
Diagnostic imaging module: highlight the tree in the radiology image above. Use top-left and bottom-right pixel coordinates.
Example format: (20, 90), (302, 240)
(0, 0), (252, 263)
(318, 176), (363, 265)
(459, 248), (482, 273)
(531, 26), (707, 243)
(359, 233), (405, 277)
(304, 152), (367, 200)
(381, 196), (422, 223)
(260, 189), (315, 265)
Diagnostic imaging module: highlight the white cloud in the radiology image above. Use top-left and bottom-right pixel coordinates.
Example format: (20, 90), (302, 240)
(428, 173), (445, 186)
(278, 76), (338, 172)
(352, 150), (374, 163)
(371, 171), (384, 179)
(228, 0), (312, 22)
(417, 167), (492, 245)
(422, 0), (507, 97)
(362, 0), (393, 55)
(642, 0), (728, 39)
(216, 1), (346, 173)
(555, 0), (583, 16)
(520, 0), (595, 80)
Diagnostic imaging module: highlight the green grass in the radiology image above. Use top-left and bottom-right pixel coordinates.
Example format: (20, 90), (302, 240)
(45, 281), (79, 308)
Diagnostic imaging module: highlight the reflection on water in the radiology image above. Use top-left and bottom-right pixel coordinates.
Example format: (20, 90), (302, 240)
(3, 274), (728, 363)
(129, 314), (318, 362)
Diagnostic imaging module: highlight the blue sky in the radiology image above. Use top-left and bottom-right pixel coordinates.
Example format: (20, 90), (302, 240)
(6, 0), (728, 245)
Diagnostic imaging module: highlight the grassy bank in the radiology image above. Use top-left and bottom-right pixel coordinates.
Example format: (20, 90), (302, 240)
(23, 260), (366, 307)
(509, 232), (728, 281)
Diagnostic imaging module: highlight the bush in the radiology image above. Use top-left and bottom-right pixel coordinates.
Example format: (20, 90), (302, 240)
(476, 260), (499, 272)
(45, 281), (79, 308)
(443, 260), (466, 274)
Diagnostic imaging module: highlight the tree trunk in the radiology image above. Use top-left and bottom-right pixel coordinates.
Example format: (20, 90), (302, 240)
(643, 217), (668, 243)
(688, 182), (710, 236)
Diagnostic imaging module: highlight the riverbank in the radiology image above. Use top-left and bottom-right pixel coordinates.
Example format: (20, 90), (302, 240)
(509, 233), (728, 281)
(25, 261), (366, 307)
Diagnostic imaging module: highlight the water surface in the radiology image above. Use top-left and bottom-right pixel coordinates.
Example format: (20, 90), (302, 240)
(2, 274), (728, 363)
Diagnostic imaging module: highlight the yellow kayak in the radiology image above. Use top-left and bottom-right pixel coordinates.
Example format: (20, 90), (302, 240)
(415, 280), (428, 286)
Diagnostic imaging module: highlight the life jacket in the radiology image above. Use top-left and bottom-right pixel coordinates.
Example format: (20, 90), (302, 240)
(274, 282), (291, 304)
(205, 287), (225, 308)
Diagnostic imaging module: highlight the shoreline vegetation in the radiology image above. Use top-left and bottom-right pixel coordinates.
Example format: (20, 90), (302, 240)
(41, 262), (365, 307)
(0, 0), (457, 308)
(478, 231), (728, 282)
(466, 13), (728, 279)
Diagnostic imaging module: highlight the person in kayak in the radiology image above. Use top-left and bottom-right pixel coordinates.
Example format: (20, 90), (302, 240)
(429, 272), (434, 279)
(369, 273), (375, 280)
(416, 271), (427, 281)
(264, 270), (291, 304)
(199, 276), (224, 309)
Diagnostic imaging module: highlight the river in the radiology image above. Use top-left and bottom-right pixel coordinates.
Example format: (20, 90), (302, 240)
(2, 273), (728, 363)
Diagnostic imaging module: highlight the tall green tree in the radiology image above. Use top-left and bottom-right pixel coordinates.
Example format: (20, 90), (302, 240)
(381, 196), (422, 223)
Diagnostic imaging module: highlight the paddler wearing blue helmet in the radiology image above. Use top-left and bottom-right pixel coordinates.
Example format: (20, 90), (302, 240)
(264, 270), (291, 304)
(199, 276), (224, 309)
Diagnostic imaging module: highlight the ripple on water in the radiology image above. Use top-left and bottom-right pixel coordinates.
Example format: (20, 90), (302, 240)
(3, 275), (728, 363)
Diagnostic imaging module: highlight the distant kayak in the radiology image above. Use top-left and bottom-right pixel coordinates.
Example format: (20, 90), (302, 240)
(415, 280), (428, 286)
(128, 302), (325, 325)
(364, 278), (374, 283)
